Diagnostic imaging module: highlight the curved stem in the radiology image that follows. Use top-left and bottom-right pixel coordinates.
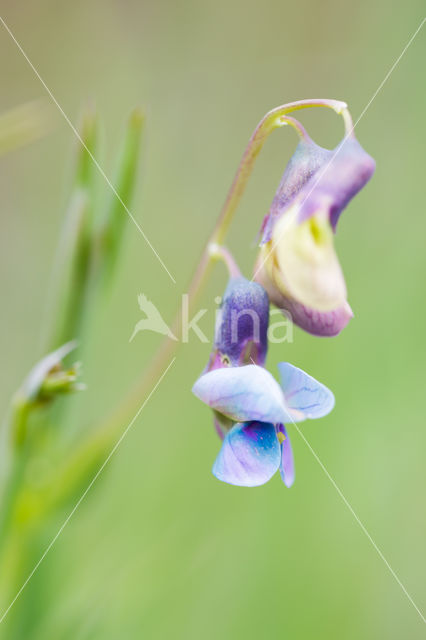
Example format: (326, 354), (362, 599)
(208, 243), (242, 278)
(211, 98), (350, 245)
(279, 115), (312, 142)
(340, 106), (355, 137)
(68, 99), (353, 457)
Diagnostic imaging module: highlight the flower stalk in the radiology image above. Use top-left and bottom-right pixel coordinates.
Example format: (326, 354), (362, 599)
(2, 99), (361, 512)
(211, 98), (351, 245)
(58, 99), (357, 477)
(100, 99), (354, 420)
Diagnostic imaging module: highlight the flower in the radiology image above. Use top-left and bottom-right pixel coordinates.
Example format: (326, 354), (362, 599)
(193, 362), (334, 487)
(193, 275), (334, 487)
(255, 135), (375, 336)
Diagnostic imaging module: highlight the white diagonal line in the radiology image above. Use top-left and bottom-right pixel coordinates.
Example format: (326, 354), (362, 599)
(253, 16), (425, 282)
(247, 357), (425, 623)
(351, 16), (425, 130)
(0, 15), (176, 284)
(0, 357), (176, 624)
(291, 421), (426, 624)
(250, 19), (426, 616)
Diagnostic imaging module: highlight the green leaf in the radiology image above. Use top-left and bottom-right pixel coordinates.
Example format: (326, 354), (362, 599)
(46, 106), (98, 350)
(98, 108), (145, 281)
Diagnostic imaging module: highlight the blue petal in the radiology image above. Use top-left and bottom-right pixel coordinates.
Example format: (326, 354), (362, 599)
(212, 421), (281, 487)
(278, 362), (334, 421)
(193, 364), (292, 424)
(277, 424), (295, 488)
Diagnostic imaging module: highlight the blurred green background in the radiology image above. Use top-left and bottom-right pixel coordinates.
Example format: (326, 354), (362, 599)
(0, 0), (425, 638)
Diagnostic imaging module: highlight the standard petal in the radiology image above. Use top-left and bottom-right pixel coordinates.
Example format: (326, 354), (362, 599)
(278, 362), (334, 421)
(260, 139), (333, 244)
(297, 138), (376, 231)
(277, 424), (295, 488)
(212, 421), (281, 487)
(192, 364), (292, 424)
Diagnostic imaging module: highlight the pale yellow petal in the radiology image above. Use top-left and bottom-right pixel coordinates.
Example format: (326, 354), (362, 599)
(271, 206), (347, 311)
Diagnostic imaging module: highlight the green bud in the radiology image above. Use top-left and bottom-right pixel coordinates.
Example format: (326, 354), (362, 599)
(11, 341), (84, 448)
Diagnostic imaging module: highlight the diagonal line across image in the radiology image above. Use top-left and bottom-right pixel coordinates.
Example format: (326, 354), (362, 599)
(1, 7), (425, 633)
(252, 16), (425, 283)
(0, 357), (176, 624)
(0, 15), (177, 284)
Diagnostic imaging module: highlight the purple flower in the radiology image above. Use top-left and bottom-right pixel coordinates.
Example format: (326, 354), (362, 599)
(193, 362), (334, 487)
(193, 276), (334, 487)
(207, 277), (270, 370)
(255, 135), (375, 336)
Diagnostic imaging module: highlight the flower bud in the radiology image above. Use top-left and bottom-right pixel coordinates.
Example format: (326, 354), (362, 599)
(11, 341), (84, 448)
(207, 277), (269, 369)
